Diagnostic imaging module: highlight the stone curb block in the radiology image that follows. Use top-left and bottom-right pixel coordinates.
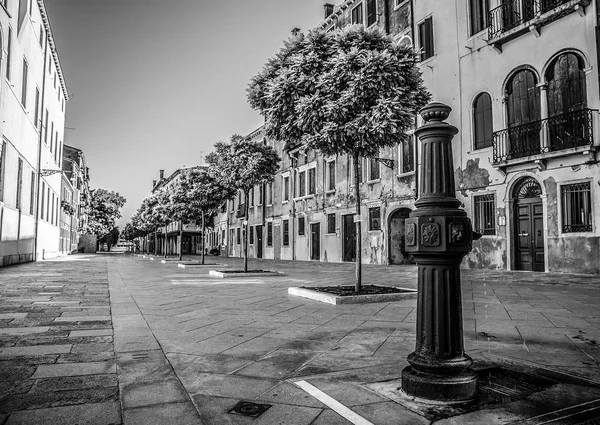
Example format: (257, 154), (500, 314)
(178, 263), (228, 268)
(208, 270), (283, 278)
(288, 286), (418, 305)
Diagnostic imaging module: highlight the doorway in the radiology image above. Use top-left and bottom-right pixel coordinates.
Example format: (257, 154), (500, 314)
(388, 208), (414, 265)
(310, 223), (320, 261)
(513, 177), (545, 271)
(255, 225), (263, 258)
(342, 214), (356, 262)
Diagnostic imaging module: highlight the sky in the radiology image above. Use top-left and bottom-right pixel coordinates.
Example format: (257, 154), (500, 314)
(44, 0), (341, 227)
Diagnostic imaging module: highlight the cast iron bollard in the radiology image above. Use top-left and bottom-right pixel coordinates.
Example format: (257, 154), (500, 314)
(401, 101), (480, 403)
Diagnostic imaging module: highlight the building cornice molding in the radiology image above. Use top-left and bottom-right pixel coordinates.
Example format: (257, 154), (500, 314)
(37, 0), (69, 100)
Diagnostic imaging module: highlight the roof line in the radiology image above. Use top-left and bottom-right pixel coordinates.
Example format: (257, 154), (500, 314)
(37, 0), (69, 100)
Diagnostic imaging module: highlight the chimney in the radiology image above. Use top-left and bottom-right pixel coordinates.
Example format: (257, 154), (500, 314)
(153, 180), (157, 188)
(324, 3), (334, 19)
(291, 27), (300, 36)
(159, 169), (164, 179)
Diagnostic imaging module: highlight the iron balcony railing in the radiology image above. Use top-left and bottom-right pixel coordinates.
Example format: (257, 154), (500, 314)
(492, 108), (596, 163)
(488, 0), (572, 39)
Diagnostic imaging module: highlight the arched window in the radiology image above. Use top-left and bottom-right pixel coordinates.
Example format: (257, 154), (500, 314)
(506, 69), (540, 157)
(546, 52), (586, 116)
(473, 92), (493, 150)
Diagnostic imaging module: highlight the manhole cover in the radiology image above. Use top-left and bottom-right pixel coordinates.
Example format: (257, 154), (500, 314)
(478, 366), (555, 404)
(228, 401), (272, 418)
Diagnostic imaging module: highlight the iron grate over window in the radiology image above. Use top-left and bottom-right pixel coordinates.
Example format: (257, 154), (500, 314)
(474, 194), (496, 235)
(562, 182), (592, 233)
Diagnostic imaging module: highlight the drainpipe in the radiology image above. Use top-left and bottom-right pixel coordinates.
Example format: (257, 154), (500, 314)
(33, 29), (49, 262)
(290, 153), (298, 261)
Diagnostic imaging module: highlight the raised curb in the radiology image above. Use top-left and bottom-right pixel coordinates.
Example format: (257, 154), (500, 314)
(209, 270), (282, 278)
(288, 286), (417, 305)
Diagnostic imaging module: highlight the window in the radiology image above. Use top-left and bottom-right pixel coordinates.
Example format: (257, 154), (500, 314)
(351, 3), (363, 24)
(418, 17), (434, 61)
(473, 194), (496, 235)
(51, 192), (55, 224)
(39, 25), (44, 47)
(249, 226), (254, 244)
(268, 182), (273, 205)
(283, 175), (290, 202)
(0, 141), (5, 202)
(327, 160), (335, 191)
(368, 158), (380, 181)
(299, 171), (306, 197)
(16, 158), (23, 209)
(308, 168), (316, 195)
(21, 58), (28, 107)
(236, 228), (241, 244)
(6, 27), (12, 81)
(473, 93), (493, 150)
(399, 136), (415, 174)
(29, 172), (35, 215)
(366, 0), (377, 26)
(54, 131), (58, 162)
(44, 110), (48, 144)
(469, 0), (489, 35)
(282, 219), (289, 245)
(50, 122), (54, 152)
(258, 185), (264, 205)
(561, 182), (592, 233)
(368, 207), (381, 231)
(249, 188), (254, 207)
(34, 88), (40, 128)
(46, 187), (50, 220)
(267, 222), (273, 246)
(220, 202), (226, 213)
(298, 217), (305, 236)
(327, 213), (336, 234)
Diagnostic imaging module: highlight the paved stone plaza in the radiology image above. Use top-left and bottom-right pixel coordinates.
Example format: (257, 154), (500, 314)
(1, 254), (600, 424)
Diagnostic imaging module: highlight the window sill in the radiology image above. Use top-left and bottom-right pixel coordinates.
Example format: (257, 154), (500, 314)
(469, 146), (493, 154)
(368, 229), (382, 233)
(325, 190), (336, 195)
(419, 55), (436, 65)
(366, 179), (381, 185)
(397, 171), (415, 178)
(559, 231), (594, 236)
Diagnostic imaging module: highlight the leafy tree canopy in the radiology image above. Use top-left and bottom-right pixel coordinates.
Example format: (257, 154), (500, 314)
(206, 135), (281, 194)
(247, 25), (431, 158)
(87, 189), (126, 238)
(136, 190), (171, 233)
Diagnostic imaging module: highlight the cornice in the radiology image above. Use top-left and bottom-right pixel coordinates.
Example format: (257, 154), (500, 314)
(37, 0), (69, 100)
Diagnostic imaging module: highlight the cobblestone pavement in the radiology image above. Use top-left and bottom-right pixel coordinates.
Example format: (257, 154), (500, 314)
(1, 253), (600, 424)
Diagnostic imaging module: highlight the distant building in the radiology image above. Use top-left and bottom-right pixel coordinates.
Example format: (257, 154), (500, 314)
(62, 144), (92, 253)
(216, 0), (599, 274)
(0, 0), (68, 265)
(150, 166), (210, 256)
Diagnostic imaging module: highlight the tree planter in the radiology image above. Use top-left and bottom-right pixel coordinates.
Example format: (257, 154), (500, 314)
(178, 262), (228, 268)
(209, 270), (282, 278)
(288, 285), (417, 305)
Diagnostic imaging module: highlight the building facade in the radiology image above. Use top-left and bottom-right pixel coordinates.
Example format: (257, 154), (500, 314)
(217, 0), (599, 274)
(62, 144), (91, 253)
(0, 0), (68, 265)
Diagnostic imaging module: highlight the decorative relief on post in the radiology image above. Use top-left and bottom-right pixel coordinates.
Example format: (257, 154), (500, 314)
(405, 223), (416, 246)
(421, 223), (440, 246)
(450, 224), (464, 245)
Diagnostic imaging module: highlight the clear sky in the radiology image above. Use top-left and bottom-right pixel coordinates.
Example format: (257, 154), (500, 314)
(44, 0), (341, 227)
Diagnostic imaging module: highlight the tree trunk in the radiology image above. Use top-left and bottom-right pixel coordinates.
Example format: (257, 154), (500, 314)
(178, 221), (183, 261)
(353, 152), (362, 293)
(154, 231), (158, 255)
(244, 189), (249, 273)
(201, 211), (205, 265)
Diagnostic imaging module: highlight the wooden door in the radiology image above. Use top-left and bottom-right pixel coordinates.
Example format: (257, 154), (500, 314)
(515, 199), (545, 271)
(255, 225), (263, 258)
(342, 214), (356, 262)
(310, 223), (320, 261)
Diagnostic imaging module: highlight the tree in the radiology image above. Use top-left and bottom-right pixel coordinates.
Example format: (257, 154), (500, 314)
(169, 168), (233, 263)
(248, 25), (430, 292)
(99, 226), (120, 251)
(136, 190), (171, 256)
(87, 189), (126, 251)
(206, 135), (280, 272)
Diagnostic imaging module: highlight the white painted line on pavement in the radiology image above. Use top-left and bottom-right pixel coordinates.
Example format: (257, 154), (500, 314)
(293, 380), (375, 425)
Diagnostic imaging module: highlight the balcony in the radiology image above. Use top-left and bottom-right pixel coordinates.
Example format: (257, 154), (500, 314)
(488, 0), (590, 51)
(492, 109), (597, 167)
(235, 204), (246, 218)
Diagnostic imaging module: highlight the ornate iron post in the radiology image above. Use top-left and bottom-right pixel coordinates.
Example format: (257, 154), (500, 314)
(401, 102), (479, 403)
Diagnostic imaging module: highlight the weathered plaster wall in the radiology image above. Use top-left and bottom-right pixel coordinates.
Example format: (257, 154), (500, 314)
(548, 237), (600, 275)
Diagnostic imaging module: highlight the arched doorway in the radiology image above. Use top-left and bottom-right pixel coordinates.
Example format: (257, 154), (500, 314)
(388, 208), (414, 265)
(512, 177), (544, 271)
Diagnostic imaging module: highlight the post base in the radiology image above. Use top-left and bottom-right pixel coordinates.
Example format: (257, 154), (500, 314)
(401, 366), (478, 403)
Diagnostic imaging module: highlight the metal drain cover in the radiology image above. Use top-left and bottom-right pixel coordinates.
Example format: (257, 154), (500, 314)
(228, 401), (272, 418)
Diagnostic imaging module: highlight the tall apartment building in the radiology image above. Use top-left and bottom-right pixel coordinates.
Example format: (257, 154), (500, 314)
(217, 0), (599, 274)
(62, 144), (91, 253)
(0, 0), (68, 265)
